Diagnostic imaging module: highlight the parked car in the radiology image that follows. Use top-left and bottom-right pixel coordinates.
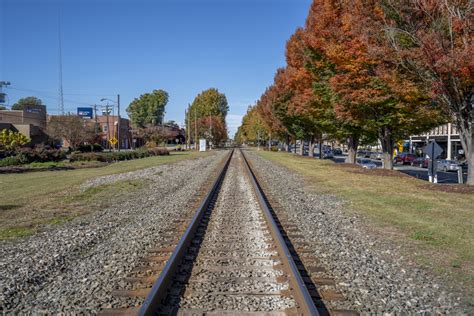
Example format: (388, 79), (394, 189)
(323, 150), (334, 159)
(436, 160), (460, 172)
(411, 157), (429, 168)
(370, 152), (383, 160)
(356, 150), (367, 158)
(375, 152), (383, 160)
(393, 153), (416, 165)
(315, 149), (334, 159)
(333, 148), (343, 155)
(357, 158), (377, 169)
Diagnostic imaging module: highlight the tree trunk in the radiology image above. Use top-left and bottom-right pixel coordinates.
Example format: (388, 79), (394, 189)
(468, 141), (473, 185)
(346, 135), (359, 164)
(455, 106), (473, 185)
(466, 113), (473, 185)
(299, 140), (304, 156)
(268, 132), (271, 151)
(308, 137), (315, 158)
(318, 141), (323, 159)
(379, 127), (394, 170)
(447, 81), (474, 184)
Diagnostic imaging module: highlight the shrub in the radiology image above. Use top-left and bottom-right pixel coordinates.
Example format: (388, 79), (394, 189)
(0, 156), (20, 167)
(77, 143), (104, 153)
(136, 148), (150, 158)
(148, 148), (170, 156)
(69, 148), (169, 163)
(16, 147), (67, 164)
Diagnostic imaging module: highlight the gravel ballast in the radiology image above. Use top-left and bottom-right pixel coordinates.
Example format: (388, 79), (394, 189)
(0, 150), (228, 314)
(245, 150), (467, 315)
(177, 150), (296, 313)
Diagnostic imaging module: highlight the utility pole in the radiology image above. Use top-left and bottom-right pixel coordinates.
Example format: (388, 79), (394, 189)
(209, 115), (213, 150)
(102, 104), (111, 151)
(162, 111), (165, 147)
(194, 108), (197, 151)
(184, 108), (187, 149)
(117, 94), (121, 151)
(112, 104), (116, 150)
(187, 108), (190, 149)
(93, 104), (98, 134)
(186, 107), (191, 149)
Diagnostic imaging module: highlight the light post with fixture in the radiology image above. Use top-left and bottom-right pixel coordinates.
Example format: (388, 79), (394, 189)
(100, 95), (120, 151)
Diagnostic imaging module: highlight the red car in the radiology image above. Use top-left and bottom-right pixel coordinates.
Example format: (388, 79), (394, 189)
(393, 153), (416, 165)
(411, 157), (429, 168)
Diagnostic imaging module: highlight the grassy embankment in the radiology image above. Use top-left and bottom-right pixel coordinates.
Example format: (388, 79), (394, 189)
(256, 150), (473, 298)
(0, 151), (209, 239)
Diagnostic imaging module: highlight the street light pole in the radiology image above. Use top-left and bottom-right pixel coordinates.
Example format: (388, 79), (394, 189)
(106, 104), (111, 151)
(117, 94), (121, 151)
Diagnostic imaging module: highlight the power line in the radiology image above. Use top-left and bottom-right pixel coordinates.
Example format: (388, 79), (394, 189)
(5, 87), (117, 107)
(5, 87), (96, 107)
(6, 86), (113, 97)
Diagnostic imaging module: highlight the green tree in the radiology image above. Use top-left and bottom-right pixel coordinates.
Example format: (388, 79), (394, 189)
(0, 129), (30, 151)
(188, 88), (229, 120)
(11, 96), (43, 110)
(126, 89), (169, 128)
(187, 88), (229, 142)
(235, 106), (268, 145)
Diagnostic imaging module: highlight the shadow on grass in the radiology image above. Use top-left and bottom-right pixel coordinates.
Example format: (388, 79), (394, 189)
(0, 205), (20, 211)
(169, 152), (191, 156)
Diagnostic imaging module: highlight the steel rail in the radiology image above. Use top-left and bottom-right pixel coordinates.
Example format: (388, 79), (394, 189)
(240, 149), (320, 316)
(137, 149), (234, 316)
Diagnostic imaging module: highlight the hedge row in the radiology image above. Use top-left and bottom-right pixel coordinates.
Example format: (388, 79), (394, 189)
(16, 148), (67, 163)
(77, 143), (104, 153)
(0, 148), (67, 167)
(69, 148), (169, 162)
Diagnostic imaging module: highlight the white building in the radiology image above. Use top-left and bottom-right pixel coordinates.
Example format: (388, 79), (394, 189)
(409, 123), (462, 160)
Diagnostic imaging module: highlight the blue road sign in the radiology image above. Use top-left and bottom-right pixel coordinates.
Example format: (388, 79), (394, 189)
(77, 107), (93, 119)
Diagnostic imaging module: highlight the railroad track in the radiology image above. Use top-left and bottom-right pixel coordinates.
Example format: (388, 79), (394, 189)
(103, 149), (357, 316)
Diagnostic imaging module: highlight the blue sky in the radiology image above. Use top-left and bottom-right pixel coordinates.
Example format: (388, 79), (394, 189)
(0, 0), (311, 137)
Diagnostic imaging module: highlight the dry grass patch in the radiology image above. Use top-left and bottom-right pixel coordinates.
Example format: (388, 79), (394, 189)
(0, 151), (209, 239)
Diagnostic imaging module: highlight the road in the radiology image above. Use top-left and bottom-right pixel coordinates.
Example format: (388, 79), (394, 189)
(331, 155), (467, 184)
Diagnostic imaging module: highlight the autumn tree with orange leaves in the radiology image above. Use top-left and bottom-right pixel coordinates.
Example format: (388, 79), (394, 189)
(238, 0), (470, 179)
(303, 0), (444, 168)
(378, 0), (473, 181)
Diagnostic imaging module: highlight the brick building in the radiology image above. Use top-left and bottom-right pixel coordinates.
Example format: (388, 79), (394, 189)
(95, 115), (132, 149)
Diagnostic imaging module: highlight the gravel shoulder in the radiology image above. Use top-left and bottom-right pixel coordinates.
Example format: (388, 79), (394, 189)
(0, 150), (228, 314)
(245, 149), (468, 315)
